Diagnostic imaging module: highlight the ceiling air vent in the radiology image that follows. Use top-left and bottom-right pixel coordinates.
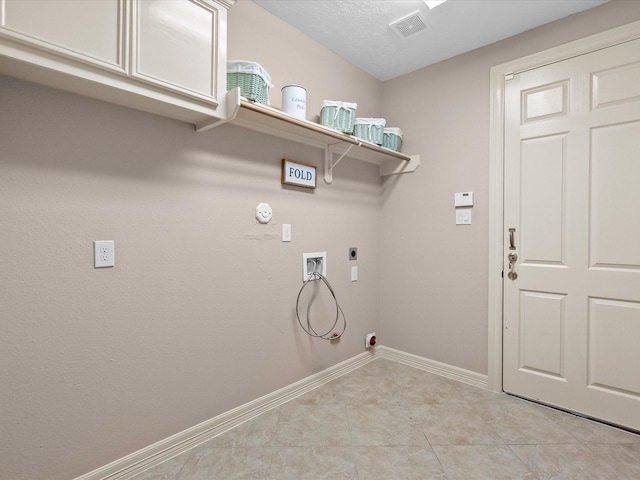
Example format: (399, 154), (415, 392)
(389, 11), (428, 39)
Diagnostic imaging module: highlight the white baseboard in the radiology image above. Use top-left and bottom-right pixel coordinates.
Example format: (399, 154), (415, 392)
(374, 346), (489, 390)
(76, 348), (485, 480)
(75, 351), (375, 480)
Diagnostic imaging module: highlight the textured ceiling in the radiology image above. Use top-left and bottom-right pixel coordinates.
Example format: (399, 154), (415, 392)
(252, 0), (609, 81)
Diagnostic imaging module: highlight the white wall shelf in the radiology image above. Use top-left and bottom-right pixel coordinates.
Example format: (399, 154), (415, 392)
(198, 89), (420, 184)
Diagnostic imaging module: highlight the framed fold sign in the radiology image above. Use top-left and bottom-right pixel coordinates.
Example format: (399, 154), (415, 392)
(281, 158), (317, 189)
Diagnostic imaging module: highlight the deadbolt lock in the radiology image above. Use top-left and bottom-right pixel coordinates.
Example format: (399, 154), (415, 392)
(508, 252), (518, 280)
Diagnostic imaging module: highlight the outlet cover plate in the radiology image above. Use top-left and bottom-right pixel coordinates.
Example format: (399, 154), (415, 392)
(94, 240), (115, 268)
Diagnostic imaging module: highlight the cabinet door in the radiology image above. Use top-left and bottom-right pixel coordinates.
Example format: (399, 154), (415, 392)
(0, 0), (125, 73)
(132, 0), (220, 105)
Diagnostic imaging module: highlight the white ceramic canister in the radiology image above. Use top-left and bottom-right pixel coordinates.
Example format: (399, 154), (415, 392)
(281, 84), (307, 119)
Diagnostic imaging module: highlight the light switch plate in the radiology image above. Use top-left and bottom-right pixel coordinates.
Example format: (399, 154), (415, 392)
(282, 224), (291, 242)
(456, 209), (472, 225)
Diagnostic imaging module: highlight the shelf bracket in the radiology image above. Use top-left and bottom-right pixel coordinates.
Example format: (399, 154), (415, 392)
(324, 143), (359, 184)
(380, 154), (421, 177)
(195, 87), (242, 133)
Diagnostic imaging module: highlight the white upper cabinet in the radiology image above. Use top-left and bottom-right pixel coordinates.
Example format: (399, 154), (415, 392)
(0, 0), (234, 127)
(132, 0), (220, 103)
(0, 0), (125, 72)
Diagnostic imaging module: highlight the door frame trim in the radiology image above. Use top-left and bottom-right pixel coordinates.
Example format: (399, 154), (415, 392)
(488, 20), (640, 392)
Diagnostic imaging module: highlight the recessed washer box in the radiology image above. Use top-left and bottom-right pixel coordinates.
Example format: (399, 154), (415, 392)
(302, 252), (326, 281)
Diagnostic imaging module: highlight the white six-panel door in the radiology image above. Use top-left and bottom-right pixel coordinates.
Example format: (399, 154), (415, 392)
(503, 38), (640, 431)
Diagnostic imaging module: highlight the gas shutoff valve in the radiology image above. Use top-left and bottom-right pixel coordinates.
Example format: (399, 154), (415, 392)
(365, 332), (377, 349)
(255, 203), (272, 224)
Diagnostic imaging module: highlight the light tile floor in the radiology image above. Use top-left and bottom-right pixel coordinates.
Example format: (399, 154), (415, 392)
(131, 358), (640, 479)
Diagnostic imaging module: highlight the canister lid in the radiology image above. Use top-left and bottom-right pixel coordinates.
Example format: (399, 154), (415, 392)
(282, 84), (306, 91)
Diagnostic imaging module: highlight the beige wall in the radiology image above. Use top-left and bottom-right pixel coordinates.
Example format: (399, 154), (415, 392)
(0, 3), (383, 479)
(228, 0), (384, 119)
(379, 0), (640, 375)
(2, 1), (640, 479)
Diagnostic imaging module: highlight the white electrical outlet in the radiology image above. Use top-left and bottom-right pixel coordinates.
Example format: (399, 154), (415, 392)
(94, 240), (115, 268)
(302, 252), (326, 281)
